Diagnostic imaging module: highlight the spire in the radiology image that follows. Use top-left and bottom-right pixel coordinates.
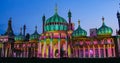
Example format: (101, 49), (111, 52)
(78, 19), (80, 26)
(20, 27), (22, 35)
(117, 2), (120, 18)
(4, 17), (14, 36)
(55, 4), (58, 13)
(23, 24), (26, 36)
(42, 14), (45, 21)
(9, 17), (12, 21)
(119, 3), (120, 9)
(68, 9), (71, 18)
(102, 16), (105, 25)
(102, 16), (104, 22)
(117, 2), (120, 34)
(68, 9), (72, 30)
(8, 17), (12, 28)
(117, 11), (120, 18)
(35, 26), (37, 32)
(42, 14), (45, 33)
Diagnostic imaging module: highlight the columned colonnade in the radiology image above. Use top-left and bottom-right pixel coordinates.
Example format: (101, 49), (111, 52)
(38, 32), (69, 58)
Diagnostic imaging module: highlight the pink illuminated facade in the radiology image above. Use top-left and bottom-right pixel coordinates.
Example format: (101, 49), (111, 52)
(0, 6), (120, 58)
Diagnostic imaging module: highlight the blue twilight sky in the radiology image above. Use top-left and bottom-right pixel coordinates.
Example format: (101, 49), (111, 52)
(0, 0), (119, 36)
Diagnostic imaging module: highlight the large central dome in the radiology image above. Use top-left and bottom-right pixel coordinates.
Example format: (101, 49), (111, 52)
(44, 7), (68, 32)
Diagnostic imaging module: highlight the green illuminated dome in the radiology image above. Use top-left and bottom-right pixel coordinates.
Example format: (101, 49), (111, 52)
(14, 28), (24, 42)
(97, 17), (113, 36)
(45, 6), (68, 32)
(72, 20), (87, 37)
(30, 26), (39, 40)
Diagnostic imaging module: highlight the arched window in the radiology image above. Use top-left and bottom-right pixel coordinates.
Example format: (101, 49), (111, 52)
(100, 49), (104, 58)
(49, 25), (51, 31)
(104, 39), (107, 44)
(47, 25), (49, 31)
(89, 49), (93, 58)
(85, 49), (89, 58)
(51, 25), (54, 31)
(95, 49), (99, 58)
(110, 38), (114, 44)
(55, 25), (59, 30)
(80, 49), (83, 58)
(111, 48), (114, 57)
(60, 25), (63, 30)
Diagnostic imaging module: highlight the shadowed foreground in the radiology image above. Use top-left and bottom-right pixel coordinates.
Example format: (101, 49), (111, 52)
(0, 57), (120, 63)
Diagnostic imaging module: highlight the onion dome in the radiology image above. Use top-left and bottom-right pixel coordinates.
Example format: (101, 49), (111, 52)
(45, 5), (68, 32)
(14, 27), (24, 42)
(72, 20), (87, 37)
(97, 17), (113, 36)
(30, 26), (39, 42)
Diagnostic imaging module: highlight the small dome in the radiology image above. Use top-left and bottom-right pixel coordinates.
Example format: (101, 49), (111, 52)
(45, 6), (68, 32)
(72, 20), (87, 37)
(30, 26), (39, 40)
(97, 17), (113, 36)
(15, 28), (24, 42)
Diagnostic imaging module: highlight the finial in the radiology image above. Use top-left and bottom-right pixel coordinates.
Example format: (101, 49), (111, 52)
(119, 3), (120, 8)
(42, 14), (46, 22)
(9, 17), (12, 20)
(117, 10), (119, 13)
(43, 14), (45, 16)
(20, 27), (22, 35)
(68, 9), (71, 14)
(68, 9), (72, 18)
(55, 4), (58, 13)
(102, 16), (104, 22)
(24, 24), (26, 28)
(8, 17), (12, 23)
(117, 10), (120, 15)
(117, 3), (120, 13)
(69, 9), (71, 12)
(35, 26), (37, 32)
(78, 19), (80, 25)
(42, 14), (45, 18)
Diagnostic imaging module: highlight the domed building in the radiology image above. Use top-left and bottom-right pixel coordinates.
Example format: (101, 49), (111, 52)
(13, 28), (25, 57)
(30, 26), (39, 42)
(13, 26), (39, 58)
(38, 6), (73, 58)
(71, 17), (116, 58)
(1, 6), (118, 58)
(14, 28), (24, 42)
(72, 20), (87, 37)
(97, 17), (113, 36)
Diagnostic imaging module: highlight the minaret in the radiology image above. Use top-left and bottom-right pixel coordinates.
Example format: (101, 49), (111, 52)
(20, 27), (22, 35)
(42, 15), (45, 33)
(117, 11), (120, 34)
(23, 24), (26, 36)
(68, 10), (71, 24)
(117, 2), (120, 35)
(116, 11), (120, 57)
(4, 17), (14, 36)
(68, 10), (72, 30)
